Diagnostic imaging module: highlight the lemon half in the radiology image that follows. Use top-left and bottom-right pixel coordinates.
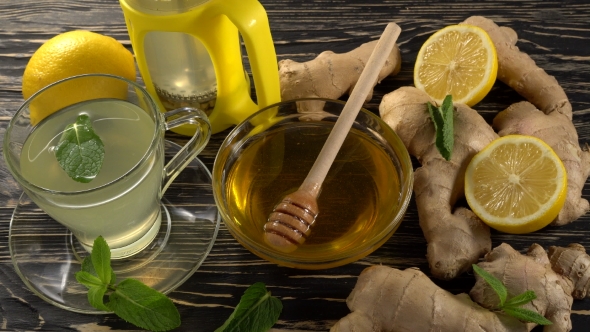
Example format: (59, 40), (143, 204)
(414, 24), (497, 107)
(465, 135), (567, 234)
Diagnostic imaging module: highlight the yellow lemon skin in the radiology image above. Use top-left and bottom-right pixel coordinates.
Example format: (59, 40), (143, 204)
(465, 135), (567, 234)
(22, 30), (136, 125)
(414, 24), (498, 107)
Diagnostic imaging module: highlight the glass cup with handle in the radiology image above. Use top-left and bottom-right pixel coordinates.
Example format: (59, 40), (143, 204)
(3, 73), (211, 259)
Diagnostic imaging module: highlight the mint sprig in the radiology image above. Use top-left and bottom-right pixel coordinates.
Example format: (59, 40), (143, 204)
(56, 114), (104, 183)
(76, 236), (180, 332)
(215, 282), (282, 332)
(426, 95), (454, 161)
(472, 264), (553, 325)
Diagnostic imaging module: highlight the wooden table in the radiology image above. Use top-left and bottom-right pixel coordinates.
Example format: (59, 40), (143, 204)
(1, 1), (590, 331)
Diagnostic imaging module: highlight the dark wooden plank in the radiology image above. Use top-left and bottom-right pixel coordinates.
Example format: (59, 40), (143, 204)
(0, 0), (590, 331)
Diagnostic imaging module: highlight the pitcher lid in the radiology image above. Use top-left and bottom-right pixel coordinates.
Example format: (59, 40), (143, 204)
(125, 0), (210, 14)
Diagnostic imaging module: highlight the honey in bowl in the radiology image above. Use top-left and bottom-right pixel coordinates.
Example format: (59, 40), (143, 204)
(213, 99), (413, 269)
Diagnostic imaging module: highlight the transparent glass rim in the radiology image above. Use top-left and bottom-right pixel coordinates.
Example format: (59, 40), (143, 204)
(3, 73), (162, 197)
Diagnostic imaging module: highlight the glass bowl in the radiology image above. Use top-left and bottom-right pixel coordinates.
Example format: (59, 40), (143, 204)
(212, 98), (413, 269)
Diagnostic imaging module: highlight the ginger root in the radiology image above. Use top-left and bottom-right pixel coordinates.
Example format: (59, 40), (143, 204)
(470, 243), (574, 332)
(549, 243), (590, 300)
(464, 16), (590, 225)
(378, 17), (589, 280)
(332, 243), (585, 332)
(331, 265), (528, 332)
(278, 39), (401, 113)
(379, 86), (494, 280)
(463, 16), (572, 119)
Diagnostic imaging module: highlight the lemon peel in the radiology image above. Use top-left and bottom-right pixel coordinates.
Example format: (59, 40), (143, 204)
(22, 30), (136, 125)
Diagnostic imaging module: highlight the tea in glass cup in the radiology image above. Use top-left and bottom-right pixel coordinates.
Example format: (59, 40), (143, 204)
(4, 74), (211, 259)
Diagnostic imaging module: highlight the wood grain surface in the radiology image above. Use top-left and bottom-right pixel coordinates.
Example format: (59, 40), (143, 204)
(1, 0), (590, 331)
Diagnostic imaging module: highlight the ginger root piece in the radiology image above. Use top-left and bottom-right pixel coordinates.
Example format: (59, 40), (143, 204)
(465, 16), (590, 225)
(332, 243), (583, 332)
(379, 86), (494, 280)
(278, 39), (402, 113)
(331, 265), (528, 332)
(471, 243), (574, 332)
(549, 243), (590, 300)
(463, 16), (572, 119)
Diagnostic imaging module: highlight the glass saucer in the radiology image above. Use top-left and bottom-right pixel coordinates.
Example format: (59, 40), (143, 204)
(8, 140), (220, 314)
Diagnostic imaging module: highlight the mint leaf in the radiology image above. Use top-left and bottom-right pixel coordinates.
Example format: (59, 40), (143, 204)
(87, 284), (110, 311)
(75, 270), (103, 289)
(76, 268), (110, 311)
(502, 306), (553, 325)
(427, 95), (454, 161)
(77, 236), (180, 331)
(81, 256), (96, 275)
(472, 264), (507, 306)
(503, 290), (536, 308)
(81, 256), (116, 286)
(106, 279), (180, 332)
(55, 114), (104, 183)
(90, 236), (112, 285)
(215, 282), (282, 332)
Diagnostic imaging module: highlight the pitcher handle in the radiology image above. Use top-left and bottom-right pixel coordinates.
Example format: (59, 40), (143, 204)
(161, 107), (211, 195)
(221, 0), (281, 108)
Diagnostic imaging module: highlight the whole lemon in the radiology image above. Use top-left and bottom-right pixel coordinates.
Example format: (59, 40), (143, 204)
(22, 30), (136, 125)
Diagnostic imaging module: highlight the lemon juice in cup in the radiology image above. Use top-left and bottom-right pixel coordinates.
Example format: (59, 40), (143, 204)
(19, 98), (162, 257)
(4, 74), (211, 259)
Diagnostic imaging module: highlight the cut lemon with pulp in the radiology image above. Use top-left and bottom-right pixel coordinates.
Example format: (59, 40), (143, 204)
(414, 24), (497, 107)
(465, 135), (567, 234)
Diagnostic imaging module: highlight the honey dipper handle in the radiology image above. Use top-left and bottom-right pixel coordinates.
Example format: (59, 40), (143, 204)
(300, 22), (401, 197)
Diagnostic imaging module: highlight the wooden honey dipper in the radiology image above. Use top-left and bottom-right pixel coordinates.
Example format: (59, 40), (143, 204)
(263, 22), (402, 253)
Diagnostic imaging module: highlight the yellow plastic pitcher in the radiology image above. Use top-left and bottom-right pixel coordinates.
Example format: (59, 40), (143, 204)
(119, 0), (281, 135)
